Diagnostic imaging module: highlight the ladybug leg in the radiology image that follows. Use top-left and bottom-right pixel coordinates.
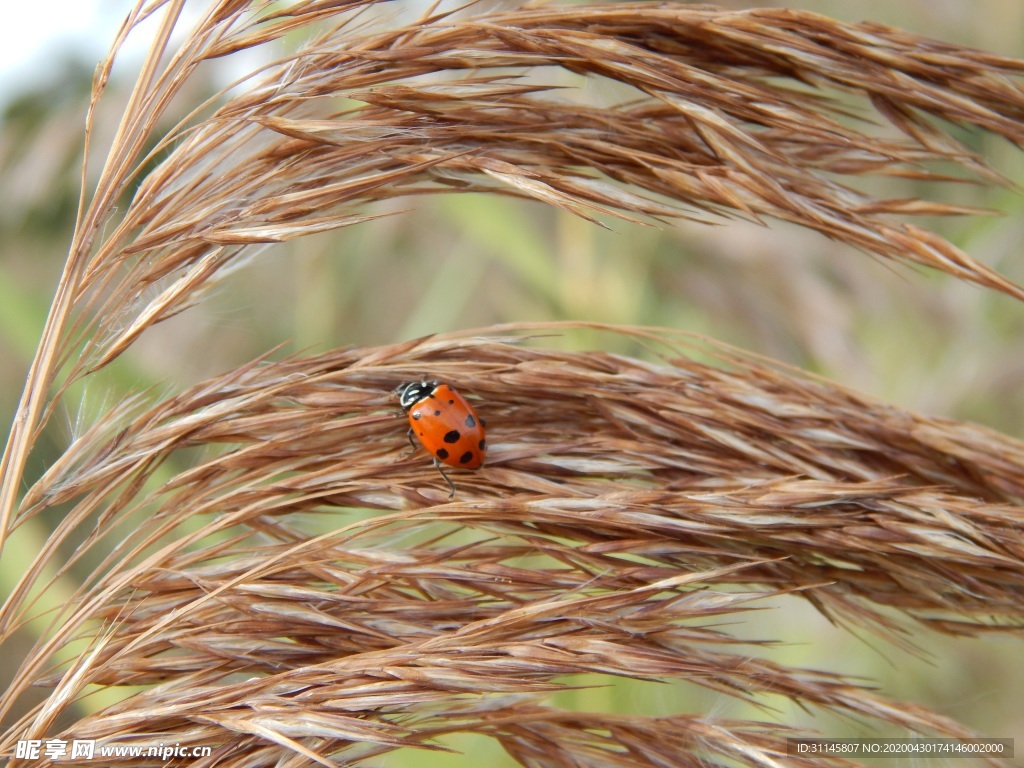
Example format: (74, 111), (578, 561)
(433, 458), (457, 500)
(403, 428), (418, 457)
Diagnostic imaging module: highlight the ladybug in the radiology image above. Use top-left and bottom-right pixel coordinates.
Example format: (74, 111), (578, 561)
(396, 380), (486, 499)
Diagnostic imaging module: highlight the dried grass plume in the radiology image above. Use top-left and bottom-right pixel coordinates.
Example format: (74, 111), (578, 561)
(2, 1), (1024, 766)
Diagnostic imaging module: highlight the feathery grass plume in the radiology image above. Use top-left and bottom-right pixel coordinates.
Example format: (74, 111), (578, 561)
(2, 0), (1024, 765)
(3, 322), (1024, 766)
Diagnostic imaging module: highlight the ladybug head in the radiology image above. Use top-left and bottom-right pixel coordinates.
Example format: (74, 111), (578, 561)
(396, 380), (440, 411)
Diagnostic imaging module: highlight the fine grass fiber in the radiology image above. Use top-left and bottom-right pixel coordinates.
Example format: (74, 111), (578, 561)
(2, 2), (1024, 767)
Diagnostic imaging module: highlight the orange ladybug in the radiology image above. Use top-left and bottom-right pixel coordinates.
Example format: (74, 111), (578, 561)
(396, 380), (486, 498)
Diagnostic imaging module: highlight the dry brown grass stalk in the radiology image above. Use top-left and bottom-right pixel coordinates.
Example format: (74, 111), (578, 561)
(4, 0), (1024, 765)
(3, 323), (1024, 766)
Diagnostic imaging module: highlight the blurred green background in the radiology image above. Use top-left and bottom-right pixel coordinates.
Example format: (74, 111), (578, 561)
(1, 0), (1022, 765)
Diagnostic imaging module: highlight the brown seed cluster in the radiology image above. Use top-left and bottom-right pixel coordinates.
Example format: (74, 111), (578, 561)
(3, 0), (1024, 764)
(3, 324), (1023, 765)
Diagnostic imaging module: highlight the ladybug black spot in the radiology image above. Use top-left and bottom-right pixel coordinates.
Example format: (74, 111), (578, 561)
(443, 429), (461, 444)
(433, 409), (441, 417)
(459, 451), (475, 464)
(464, 414), (476, 428)
(435, 448), (449, 460)
(479, 439), (486, 451)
